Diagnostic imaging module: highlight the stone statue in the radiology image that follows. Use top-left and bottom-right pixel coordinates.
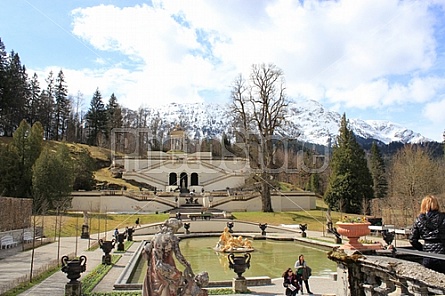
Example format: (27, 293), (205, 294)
(142, 218), (208, 296)
(83, 211), (88, 225)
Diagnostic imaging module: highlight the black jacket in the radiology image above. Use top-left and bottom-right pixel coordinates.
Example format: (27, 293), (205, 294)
(410, 210), (445, 254)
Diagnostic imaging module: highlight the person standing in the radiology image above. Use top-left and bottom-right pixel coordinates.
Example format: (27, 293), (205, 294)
(410, 195), (445, 273)
(294, 254), (313, 295)
(135, 217), (140, 228)
(282, 267), (299, 296)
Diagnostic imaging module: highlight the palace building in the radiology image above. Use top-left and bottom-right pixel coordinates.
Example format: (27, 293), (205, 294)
(118, 126), (250, 193)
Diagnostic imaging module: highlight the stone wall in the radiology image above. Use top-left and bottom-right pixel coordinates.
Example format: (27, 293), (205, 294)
(329, 250), (445, 295)
(0, 197), (32, 231)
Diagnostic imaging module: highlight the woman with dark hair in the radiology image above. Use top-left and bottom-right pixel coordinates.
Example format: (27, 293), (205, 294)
(410, 195), (445, 273)
(282, 267), (299, 296)
(294, 254), (313, 295)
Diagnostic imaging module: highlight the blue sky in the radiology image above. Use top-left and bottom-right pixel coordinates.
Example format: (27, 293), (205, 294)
(1, 0), (445, 141)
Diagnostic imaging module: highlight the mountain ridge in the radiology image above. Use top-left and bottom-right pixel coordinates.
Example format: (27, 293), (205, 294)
(123, 99), (432, 146)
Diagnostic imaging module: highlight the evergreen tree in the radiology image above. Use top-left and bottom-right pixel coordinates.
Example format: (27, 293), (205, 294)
(106, 93), (123, 136)
(0, 38), (7, 122)
(37, 91), (54, 140)
(324, 114), (374, 214)
(32, 144), (74, 211)
(27, 73), (41, 126)
(86, 88), (107, 146)
(10, 120), (44, 197)
(0, 144), (20, 196)
(0, 51), (28, 136)
(308, 172), (322, 195)
(54, 70), (70, 140)
(369, 142), (387, 199)
(73, 148), (96, 191)
(43, 71), (55, 139)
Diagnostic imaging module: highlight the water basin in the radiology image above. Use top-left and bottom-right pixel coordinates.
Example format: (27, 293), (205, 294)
(129, 237), (336, 283)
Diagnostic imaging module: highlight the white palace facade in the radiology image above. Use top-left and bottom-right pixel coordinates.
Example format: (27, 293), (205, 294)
(117, 127), (250, 192)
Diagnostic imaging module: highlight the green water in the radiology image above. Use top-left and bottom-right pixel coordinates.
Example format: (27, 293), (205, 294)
(130, 237), (336, 283)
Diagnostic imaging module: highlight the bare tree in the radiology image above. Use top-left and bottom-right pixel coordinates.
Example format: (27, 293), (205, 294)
(230, 63), (288, 212)
(387, 145), (442, 226)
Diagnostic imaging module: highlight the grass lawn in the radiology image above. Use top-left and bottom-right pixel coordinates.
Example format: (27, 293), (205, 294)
(34, 213), (169, 238)
(33, 207), (356, 237)
(232, 210), (343, 232)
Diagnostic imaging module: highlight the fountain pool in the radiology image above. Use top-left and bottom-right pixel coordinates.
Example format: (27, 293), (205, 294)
(129, 237), (336, 283)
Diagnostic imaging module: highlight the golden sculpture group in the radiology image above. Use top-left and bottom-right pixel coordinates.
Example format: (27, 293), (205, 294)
(214, 226), (254, 252)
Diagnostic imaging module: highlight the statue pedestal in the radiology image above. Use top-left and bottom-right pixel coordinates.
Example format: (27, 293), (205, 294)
(65, 282), (82, 296)
(232, 278), (248, 293)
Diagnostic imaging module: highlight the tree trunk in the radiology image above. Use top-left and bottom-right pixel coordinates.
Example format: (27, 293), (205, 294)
(261, 180), (273, 212)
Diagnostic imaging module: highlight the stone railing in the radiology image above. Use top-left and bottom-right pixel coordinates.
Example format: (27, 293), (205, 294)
(328, 249), (445, 295)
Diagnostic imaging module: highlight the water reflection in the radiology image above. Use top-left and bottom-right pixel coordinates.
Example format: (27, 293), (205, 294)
(130, 237), (336, 283)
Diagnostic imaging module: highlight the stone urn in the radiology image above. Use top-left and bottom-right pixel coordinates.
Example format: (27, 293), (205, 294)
(336, 222), (371, 250)
(299, 223), (307, 238)
(228, 252), (251, 279)
(99, 239), (115, 265)
(183, 222), (191, 234)
(61, 255), (87, 283)
(259, 223), (267, 235)
(117, 233), (126, 251)
(227, 222), (234, 233)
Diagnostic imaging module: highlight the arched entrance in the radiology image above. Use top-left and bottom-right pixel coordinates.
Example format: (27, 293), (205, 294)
(191, 173), (199, 186)
(169, 173), (177, 186)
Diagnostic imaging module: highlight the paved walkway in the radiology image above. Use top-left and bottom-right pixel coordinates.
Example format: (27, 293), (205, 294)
(0, 220), (410, 296)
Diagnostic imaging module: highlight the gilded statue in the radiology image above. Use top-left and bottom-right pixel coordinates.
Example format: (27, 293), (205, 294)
(214, 227), (254, 252)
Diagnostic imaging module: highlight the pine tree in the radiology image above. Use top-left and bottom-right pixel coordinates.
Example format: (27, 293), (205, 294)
(27, 73), (41, 126)
(0, 38), (7, 121)
(43, 71), (55, 139)
(86, 88), (107, 146)
(54, 70), (70, 140)
(369, 142), (387, 199)
(324, 114), (374, 214)
(0, 51), (28, 136)
(106, 93), (123, 133)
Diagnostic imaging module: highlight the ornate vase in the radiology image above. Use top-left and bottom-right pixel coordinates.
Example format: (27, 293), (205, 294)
(259, 223), (267, 235)
(336, 222), (371, 250)
(227, 222), (234, 233)
(99, 239), (115, 264)
(228, 252), (251, 279)
(299, 223), (307, 238)
(184, 222), (191, 234)
(61, 255), (87, 283)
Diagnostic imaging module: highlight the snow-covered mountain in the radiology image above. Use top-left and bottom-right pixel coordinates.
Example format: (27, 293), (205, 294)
(124, 99), (431, 146)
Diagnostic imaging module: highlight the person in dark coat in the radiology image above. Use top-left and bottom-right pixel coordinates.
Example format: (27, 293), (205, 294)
(294, 254), (313, 294)
(282, 268), (299, 296)
(410, 195), (445, 273)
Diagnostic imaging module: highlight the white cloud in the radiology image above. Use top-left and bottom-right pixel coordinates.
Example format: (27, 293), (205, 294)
(423, 98), (445, 124)
(59, 0), (445, 137)
(326, 76), (445, 109)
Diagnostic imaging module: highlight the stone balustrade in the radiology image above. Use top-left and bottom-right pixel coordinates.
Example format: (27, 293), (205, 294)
(328, 249), (445, 295)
